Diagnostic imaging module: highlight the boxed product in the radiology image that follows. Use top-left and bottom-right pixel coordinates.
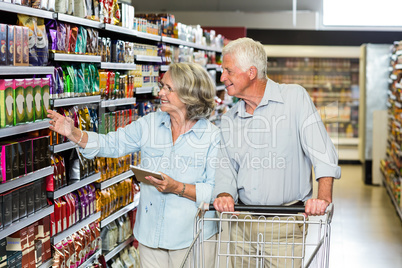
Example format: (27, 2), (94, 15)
(22, 139), (33, 174)
(37, 216), (51, 262)
(0, 79), (15, 128)
(14, 78), (26, 125)
(33, 179), (41, 212)
(18, 185), (27, 219)
(11, 188), (19, 222)
(15, 142), (25, 177)
(40, 177), (47, 209)
(13, 26), (23, 66)
(2, 191), (12, 227)
(27, 225), (35, 268)
(7, 25), (14, 66)
(24, 79), (34, 123)
(0, 24), (6, 65)
(6, 227), (28, 268)
(25, 183), (34, 216)
(32, 78), (42, 121)
(0, 142), (13, 182)
(0, 238), (6, 267)
(22, 27), (29, 65)
(41, 78), (50, 119)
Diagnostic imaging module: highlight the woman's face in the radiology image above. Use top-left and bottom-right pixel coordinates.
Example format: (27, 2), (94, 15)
(158, 71), (187, 118)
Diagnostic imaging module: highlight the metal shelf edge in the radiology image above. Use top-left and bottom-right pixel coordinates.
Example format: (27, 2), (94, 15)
(135, 55), (162, 63)
(56, 13), (103, 28)
(53, 172), (101, 199)
(100, 98), (136, 108)
(52, 141), (77, 153)
(0, 166), (53, 194)
(104, 235), (135, 261)
(51, 53), (101, 63)
(100, 195), (139, 228)
(98, 170), (134, 190)
(0, 2), (54, 19)
(38, 259), (53, 268)
(0, 206), (54, 240)
(135, 86), (154, 94)
(100, 62), (137, 70)
(0, 66), (55, 75)
(53, 95), (101, 107)
(0, 120), (50, 138)
(52, 211), (101, 245)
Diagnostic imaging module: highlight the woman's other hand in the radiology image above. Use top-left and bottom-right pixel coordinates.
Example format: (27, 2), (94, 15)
(47, 109), (75, 139)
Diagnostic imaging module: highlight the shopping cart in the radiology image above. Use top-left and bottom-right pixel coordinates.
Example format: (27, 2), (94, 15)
(180, 203), (334, 268)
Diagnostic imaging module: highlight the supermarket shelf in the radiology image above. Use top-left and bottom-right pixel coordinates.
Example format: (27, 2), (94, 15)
(50, 52), (101, 63)
(52, 95), (101, 107)
(160, 65), (170, 72)
(0, 120), (50, 138)
(331, 137), (359, 146)
(161, 36), (184, 46)
(100, 62), (137, 70)
(51, 141), (77, 153)
(100, 98), (136, 108)
(52, 172), (101, 199)
(78, 249), (101, 268)
(96, 170), (134, 190)
(39, 259), (52, 268)
(0, 206), (53, 240)
(103, 24), (137, 36)
(135, 55), (162, 63)
(100, 194), (139, 228)
(216, 85), (226, 91)
(0, 66), (54, 75)
(104, 235), (135, 261)
(381, 172), (402, 221)
(0, 2), (55, 19)
(52, 211), (101, 245)
(56, 13), (103, 28)
(0, 166), (53, 194)
(136, 86), (154, 94)
(136, 31), (161, 41)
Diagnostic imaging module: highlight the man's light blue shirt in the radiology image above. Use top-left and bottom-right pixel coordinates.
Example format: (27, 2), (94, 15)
(213, 79), (341, 205)
(81, 111), (220, 249)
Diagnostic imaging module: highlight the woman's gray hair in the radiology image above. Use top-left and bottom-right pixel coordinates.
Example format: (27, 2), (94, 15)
(222, 37), (268, 79)
(168, 62), (216, 120)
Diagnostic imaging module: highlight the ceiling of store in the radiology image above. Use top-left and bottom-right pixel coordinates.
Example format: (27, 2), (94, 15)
(131, 0), (322, 13)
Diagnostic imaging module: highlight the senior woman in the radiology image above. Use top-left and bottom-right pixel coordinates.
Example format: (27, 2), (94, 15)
(47, 62), (220, 268)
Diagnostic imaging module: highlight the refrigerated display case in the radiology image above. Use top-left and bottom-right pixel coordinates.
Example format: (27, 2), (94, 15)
(265, 45), (361, 161)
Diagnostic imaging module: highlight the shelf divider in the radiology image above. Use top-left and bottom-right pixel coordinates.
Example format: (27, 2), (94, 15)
(0, 206), (54, 240)
(52, 211), (101, 245)
(0, 66), (54, 75)
(52, 173), (101, 199)
(0, 166), (53, 194)
(52, 95), (101, 107)
(104, 235), (135, 261)
(100, 194), (140, 228)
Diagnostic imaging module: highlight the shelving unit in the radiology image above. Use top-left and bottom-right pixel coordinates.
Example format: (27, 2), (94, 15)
(51, 141), (77, 153)
(0, 66), (54, 75)
(381, 42), (402, 221)
(100, 194), (140, 228)
(265, 45), (361, 161)
(52, 211), (101, 245)
(96, 170), (134, 190)
(104, 235), (135, 261)
(51, 172), (101, 199)
(0, 120), (50, 138)
(0, 206), (54, 240)
(0, 4), (222, 266)
(79, 250), (101, 268)
(100, 62), (137, 70)
(0, 166), (53, 194)
(52, 95), (101, 107)
(100, 98), (136, 108)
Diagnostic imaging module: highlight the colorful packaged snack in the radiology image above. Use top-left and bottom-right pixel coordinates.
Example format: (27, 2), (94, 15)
(17, 15), (38, 66)
(0, 79), (14, 127)
(41, 78), (50, 119)
(68, 26), (78, 54)
(36, 19), (48, 66)
(0, 24), (6, 66)
(7, 25), (14, 66)
(14, 78), (26, 125)
(13, 26), (23, 66)
(33, 78), (42, 121)
(24, 78), (34, 123)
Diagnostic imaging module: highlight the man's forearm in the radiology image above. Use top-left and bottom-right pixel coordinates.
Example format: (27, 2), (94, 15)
(317, 177), (334, 203)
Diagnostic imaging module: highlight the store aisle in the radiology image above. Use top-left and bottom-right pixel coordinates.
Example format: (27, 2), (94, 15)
(329, 164), (402, 267)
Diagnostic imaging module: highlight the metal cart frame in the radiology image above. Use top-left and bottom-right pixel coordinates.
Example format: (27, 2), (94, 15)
(180, 203), (334, 268)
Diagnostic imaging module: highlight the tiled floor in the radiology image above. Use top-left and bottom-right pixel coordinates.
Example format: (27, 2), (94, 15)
(329, 164), (402, 267)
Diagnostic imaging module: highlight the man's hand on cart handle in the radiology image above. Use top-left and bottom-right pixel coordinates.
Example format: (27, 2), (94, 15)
(304, 198), (331, 217)
(213, 193), (235, 212)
